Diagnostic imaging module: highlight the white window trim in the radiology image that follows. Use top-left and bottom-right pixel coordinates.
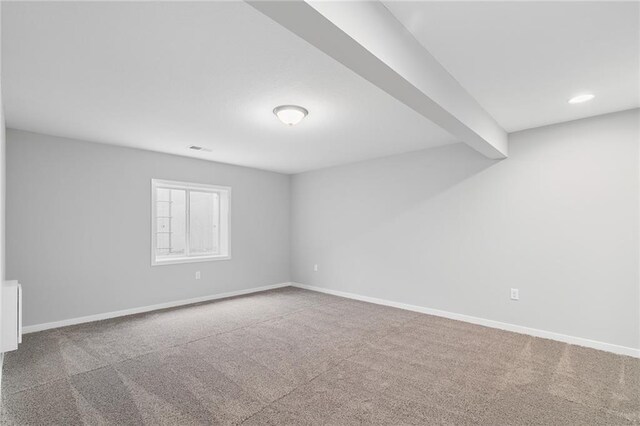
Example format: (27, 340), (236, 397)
(151, 179), (231, 266)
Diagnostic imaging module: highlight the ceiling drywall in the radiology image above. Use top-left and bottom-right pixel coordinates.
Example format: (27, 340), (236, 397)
(384, 1), (640, 132)
(1, 1), (456, 174)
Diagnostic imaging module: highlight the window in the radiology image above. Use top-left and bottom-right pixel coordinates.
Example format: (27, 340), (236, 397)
(152, 179), (230, 265)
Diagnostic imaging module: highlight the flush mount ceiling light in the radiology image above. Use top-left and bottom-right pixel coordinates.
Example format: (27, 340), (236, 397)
(568, 93), (595, 104)
(273, 105), (308, 126)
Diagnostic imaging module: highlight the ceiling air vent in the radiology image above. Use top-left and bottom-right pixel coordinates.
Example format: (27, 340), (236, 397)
(188, 145), (211, 152)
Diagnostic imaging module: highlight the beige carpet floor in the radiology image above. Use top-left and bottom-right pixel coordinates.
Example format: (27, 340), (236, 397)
(1, 286), (638, 425)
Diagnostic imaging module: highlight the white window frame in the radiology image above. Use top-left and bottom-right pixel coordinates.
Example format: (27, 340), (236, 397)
(151, 179), (231, 266)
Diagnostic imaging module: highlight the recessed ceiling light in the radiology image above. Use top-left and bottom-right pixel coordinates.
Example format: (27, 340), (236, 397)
(273, 105), (308, 126)
(568, 94), (595, 104)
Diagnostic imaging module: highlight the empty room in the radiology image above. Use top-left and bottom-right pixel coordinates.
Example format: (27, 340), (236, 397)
(0, 0), (638, 424)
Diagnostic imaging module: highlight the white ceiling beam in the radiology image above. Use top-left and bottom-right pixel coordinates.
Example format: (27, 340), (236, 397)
(247, 0), (508, 159)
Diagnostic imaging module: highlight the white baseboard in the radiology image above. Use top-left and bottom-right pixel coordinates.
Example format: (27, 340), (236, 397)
(23, 282), (292, 334)
(22, 281), (640, 358)
(291, 283), (640, 358)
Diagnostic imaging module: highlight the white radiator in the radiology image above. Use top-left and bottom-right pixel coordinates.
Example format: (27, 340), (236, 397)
(2, 281), (22, 352)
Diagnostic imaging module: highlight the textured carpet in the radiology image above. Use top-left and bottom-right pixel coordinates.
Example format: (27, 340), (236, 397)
(1, 286), (638, 425)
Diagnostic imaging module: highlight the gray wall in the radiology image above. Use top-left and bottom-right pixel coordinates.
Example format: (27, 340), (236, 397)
(0, 7), (5, 350)
(6, 129), (291, 326)
(291, 109), (639, 349)
(0, 113), (3, 352)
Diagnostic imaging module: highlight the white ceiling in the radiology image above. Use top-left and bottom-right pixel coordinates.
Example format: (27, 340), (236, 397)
(384, 1), (640, 132)
(1, 2), (456, 174)
(4, 2), (638, 173)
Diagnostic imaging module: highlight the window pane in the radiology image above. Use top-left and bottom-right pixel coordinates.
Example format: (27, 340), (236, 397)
(156, 188), (186, 258)
(189, 191), (219, 255)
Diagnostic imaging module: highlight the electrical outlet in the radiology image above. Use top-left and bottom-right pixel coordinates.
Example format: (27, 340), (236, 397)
(313, 264), (318, 272)
(195, 271), (201, 280)
(510, 288), (519, 300)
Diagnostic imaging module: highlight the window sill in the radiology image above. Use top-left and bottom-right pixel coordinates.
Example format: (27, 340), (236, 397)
(152, 254), (231, 266)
